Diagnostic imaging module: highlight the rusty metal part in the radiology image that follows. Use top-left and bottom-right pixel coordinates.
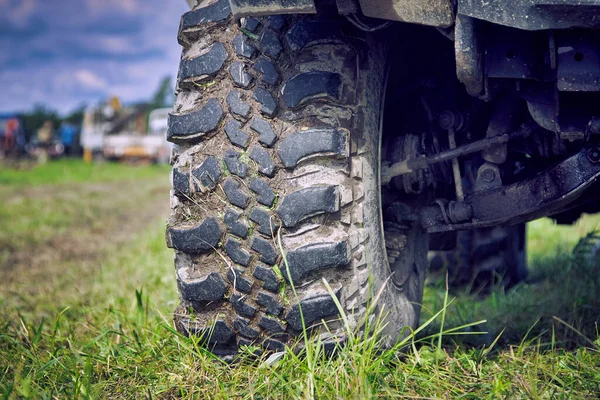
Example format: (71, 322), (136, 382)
(359, 0), (454, 27)
(381, 132), (518, 185)
(482, 96), (522, 164)
(448, 201), (472, 223)
(336, 0), (359, 15)
(422, 145), (600, 232)
(455, 15), (484, 98)
(588, 147), (600, 163)
(475, 163), (502, 192)
(556, 31), (600, 92)
(459, 0), (600, 31)
(485, 27), (553, 81)
(229, 0), (316, 18)
(448, 129), (464, 201)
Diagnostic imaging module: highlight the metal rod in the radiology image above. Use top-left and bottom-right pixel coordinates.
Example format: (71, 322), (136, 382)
(381, 133), (511, 185)
(448, 129), (464, 201)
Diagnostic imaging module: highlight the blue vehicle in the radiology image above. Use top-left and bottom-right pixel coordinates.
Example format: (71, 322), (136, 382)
(58, 123), (80, 156)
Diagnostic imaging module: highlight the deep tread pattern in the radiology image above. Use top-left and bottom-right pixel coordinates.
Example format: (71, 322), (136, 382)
(223, 238), (252, 267)
(222, 178), (250, 209)
(224, 149), (248, 178)
(249, 207), (279, 236)
(250, 118), (277, 147)
(168, 218), (223, 254)
(233, 33), (257, 58)
(286, 293), (339, 331)
(263, 338), (286, 351)
(224, 149), (249, 178)
(277, 128), (348, 168)
(253, 57), (280, 85)
(249, 178), (276, 206)
(224, 119), (250, 148)
(253, 88), (278, 117)
(431, 225), (527, 289)
(234, 317), (260, 339)
(259, 316), (286, 334)
(227, 268), (254, 293)
(170, 13), (398, 355)
(251, 237), (278, 265)
(177, 270), (227, 302)
(229, 61), (253, 88)
(256, 291), (284, 316)
(259, 29), (282, 59)
(265, 15), (286, 31)
(227, 90), (251, 118)
(252, 265), (281, 293)
(180, 0), (231, 32)
(248, 146), (276, 177)
(281, 72), (342, 108)
(168, 99), (223, 143)
(283, 241), (351, 283)
(179, 43), (228, 81)
(284, 20), (341, 52)
(243, 17), (260, 33)
(277, 186), (340, 228)
(230, 293), (257, 318)
(173, 156), (222, 196)
(177, 318), (235, 345)
(224, 209), (249, 238)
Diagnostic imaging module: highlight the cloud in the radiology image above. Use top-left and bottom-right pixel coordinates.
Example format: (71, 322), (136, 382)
(0, 0), (36, 27)
(75, 70), (107, 90)
(87, 0), (138, 15)
(0, 0), (188, 114)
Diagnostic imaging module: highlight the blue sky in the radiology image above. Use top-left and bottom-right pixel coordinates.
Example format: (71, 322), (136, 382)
(0, 0), (188, 114)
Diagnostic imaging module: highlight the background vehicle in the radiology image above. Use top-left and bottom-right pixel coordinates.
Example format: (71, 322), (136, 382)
(82, 100), (172, 163)
(167, 0), (600, 354)
(0, 114), (27, 159)
(103, 107), (172, 163)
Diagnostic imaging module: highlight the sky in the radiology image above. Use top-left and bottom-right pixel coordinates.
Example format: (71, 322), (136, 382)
(0, 0), (189, 115)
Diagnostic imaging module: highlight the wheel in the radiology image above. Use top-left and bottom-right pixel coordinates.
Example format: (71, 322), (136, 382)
(429, 224), (527, 289)
(166, 0), (428, 354)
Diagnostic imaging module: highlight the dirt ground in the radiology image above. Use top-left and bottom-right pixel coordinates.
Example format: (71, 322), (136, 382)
(0, 172), (170, 316)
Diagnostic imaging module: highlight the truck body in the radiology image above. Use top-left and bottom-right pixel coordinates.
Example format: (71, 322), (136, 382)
(103, 108), (172, 163)
(82, 103), (172, 163)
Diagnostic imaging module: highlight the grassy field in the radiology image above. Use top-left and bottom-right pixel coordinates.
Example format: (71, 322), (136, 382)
(1, 160), (599, 398)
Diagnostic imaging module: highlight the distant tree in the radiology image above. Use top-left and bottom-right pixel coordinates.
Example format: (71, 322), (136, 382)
(150, 76), (174, 109)
(20, 104), (61, 139)
(63, 104), (87, 126)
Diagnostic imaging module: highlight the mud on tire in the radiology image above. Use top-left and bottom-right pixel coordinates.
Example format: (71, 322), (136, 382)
(166, 0), (427, 354)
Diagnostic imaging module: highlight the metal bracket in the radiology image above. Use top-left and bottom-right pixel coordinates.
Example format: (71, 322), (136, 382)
(422, 145), (600, 233)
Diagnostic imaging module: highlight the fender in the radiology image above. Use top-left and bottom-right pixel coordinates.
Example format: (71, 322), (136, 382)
(359, 0), (454, 27)
(228, 0), (317, 18)
(227, 0), (454, 27)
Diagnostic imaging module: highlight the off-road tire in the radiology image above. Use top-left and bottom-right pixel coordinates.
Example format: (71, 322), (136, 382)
(166, 0), (428, 354)
(430, 224), (527, 289)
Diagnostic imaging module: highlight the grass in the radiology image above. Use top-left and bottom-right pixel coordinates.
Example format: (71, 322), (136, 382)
(0, 158), (169, 187)
(1, 160), (600, 398)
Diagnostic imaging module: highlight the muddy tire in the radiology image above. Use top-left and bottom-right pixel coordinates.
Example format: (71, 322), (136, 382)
(430, 224), (527, 289)
(166, 1), (428, 354)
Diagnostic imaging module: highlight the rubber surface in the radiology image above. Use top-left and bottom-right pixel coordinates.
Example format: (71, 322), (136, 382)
(167, 0), (427, 354)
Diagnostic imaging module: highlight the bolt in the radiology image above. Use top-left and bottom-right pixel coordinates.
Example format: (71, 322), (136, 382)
(438, 110), (456, 130)
(587, 147), (600, 163)
(482, 168), (496, 183)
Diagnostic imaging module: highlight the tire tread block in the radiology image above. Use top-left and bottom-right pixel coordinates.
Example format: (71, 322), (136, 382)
(277, 185), (339, 228)
(277, 128), (347, 168)
(169, 218), (223, 254)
